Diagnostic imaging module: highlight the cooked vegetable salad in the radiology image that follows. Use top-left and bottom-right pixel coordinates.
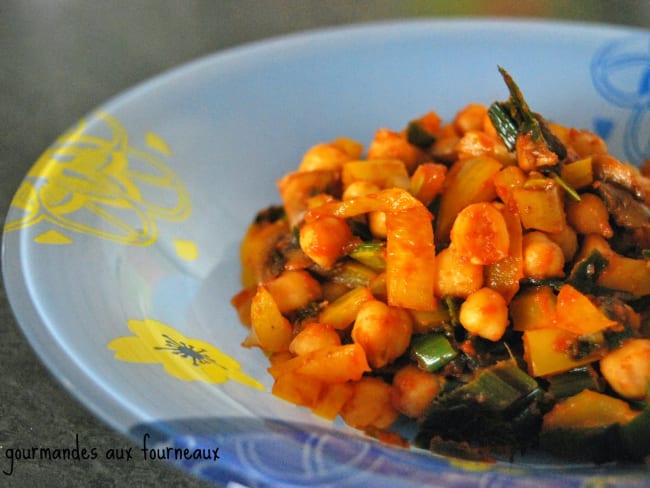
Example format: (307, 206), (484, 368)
(231, 68), (650, 463)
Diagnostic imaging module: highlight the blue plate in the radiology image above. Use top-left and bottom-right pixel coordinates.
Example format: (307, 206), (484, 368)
(3, 19), (650, 487)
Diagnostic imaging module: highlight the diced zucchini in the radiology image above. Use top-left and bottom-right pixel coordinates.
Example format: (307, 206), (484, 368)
(540, 389), (645, 463)
(546, 366), (604, 400)
(416, 359), (544, 453)
(620, 406), (650, 461)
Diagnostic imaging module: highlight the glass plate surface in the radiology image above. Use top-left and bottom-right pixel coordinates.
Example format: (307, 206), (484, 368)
(3, 18), (650, 487)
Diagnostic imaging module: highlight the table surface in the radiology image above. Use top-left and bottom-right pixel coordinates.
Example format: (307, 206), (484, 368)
(1, 1), (649, 486)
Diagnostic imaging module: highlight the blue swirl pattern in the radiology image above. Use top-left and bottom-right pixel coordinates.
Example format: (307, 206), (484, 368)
(129, 418), (646, 487)
(591, 36), (650, 163)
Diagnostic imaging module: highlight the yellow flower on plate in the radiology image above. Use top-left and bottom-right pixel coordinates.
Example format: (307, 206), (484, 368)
(108, 318), (264, 390)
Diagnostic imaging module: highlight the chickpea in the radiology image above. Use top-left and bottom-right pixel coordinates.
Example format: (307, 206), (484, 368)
(265, 270), (322, 314)
(433, 246), (483, 298)
(600, 339), (650, 400)
(453, 103), (487, 134)
(299, 216), (353, 269)
(298, 142), (353, 172)
(459, 287), (509, 341)
(368, 210), (387, 239)
(352, 300), (413, 369)
(566, 128), (608, 158)
(342, 181), (380, 200)
(566, 193), (614, 238)
(450, 202), (510, 265)
(340, 377), (398, 429)
(391, 365), (442, 418)
(367, 128), (424, 173)
(289, 323), (341, 356)
(522, 231), (565, 279)
(546, 224), (579, 263)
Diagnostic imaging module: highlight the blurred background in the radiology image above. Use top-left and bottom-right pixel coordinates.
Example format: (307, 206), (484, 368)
(1, 1), (649, 486)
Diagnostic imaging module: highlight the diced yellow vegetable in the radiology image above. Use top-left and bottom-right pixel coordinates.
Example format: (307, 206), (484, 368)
(542, 389), (639, 431)
(523, 328), (597, 377)
(386, 204), (436, 311)
(305, 187), (422, 221)
(573, 234), (650, 297)
(318, 286), (374, 330)
(409, 162), (447, 206)
(513, 178), (566, 233)
(560, 156), (593, 190)
(239, 218), (289, 287)
(342, 159), (410, 190)
(311, 382), (355, 420)
(510, 286), (557, 331)
(269, 343), (370, 384)
(230, 286), (255, 327)
(247, 285), (294, 352)
(296, 344), (371, 383)
(599, 254), (650, 298)
(272, 371), (323, 408)
(494, 165), (526, 212)
(332, 137), (364, 159)
(555, 284), (617, 335)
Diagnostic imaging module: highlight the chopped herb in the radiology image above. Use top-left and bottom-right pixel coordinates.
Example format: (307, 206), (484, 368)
(410, 334), (458, 372)
(552, 173), (581, 202)
(489, 66), (567, 161)
(406, 119), (436, 148)
(567, 249), (609, 294)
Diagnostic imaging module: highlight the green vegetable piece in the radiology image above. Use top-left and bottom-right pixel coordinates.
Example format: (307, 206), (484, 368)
(552, 173), (581, 202)
(487, 102), (519, 151)
(567, 249), (609, 294)
(539, 424), (621, 464)
(620, 405), (650, 461)
(547, 366), (604, 400)
(464, 358), (540, 412)
(415, 359), (544, 453)
(410, 334), (457, 372)
(349, 242), (386, 270)
(489, 66), (567, 161)
(406, 120), (436, 148)
(324, 260), (378, 288)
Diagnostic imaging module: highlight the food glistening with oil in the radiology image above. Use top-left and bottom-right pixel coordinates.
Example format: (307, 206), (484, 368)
(231, 68), (650, 463)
